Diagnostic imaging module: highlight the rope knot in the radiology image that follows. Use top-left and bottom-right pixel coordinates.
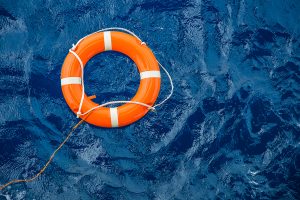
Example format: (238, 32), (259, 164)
(71, 44), (76, 51)
(148, 107), (156, 112)
(76, 111), (81, 118)
(141, 41), (146, 46)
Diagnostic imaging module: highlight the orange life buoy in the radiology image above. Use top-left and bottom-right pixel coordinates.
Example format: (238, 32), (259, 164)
(61, 31), (161, 128)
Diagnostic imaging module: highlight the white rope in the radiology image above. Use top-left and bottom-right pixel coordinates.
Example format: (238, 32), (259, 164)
(69, 50), (85, 117)
(80, 101), (155, 116)
(68, 28), (173, 118)
(153, 61), (174, 108)
(71, 27), (145, 51)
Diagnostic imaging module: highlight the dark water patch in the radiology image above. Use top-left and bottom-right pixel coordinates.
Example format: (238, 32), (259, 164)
(29, 72), (61, 98)
(275, 31), (290, 39)
(239, 86), (251, 100)
(0, 6), (16, 20)
(33, 54), (49, 61)
(271, 62), (300, 108)
(0, 121), (34, 164)
(232, 30), (254, 46)
(250, 97), (281, 133)
(203, 97), (224, 113)
(0, 76), (27, 89)
(287, 148), (300, 198)
(169, 125), (193, 154)
(140, 0), (193, 12)
(0, 65), (24, 77)
(200, 1), (220, 24)
(155, 152), (179, 175)
(245, 45), (272, 61)
(255, 29), (275, 45)
(46, 113), (64, 132)
(186, 107), (205, 126)
(225, 93), (245, 114)
(208, 153), (232, 173)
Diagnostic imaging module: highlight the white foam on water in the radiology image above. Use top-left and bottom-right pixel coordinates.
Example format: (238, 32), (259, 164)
(249, 180), (259, 185)
(248, 169), (260, 176)
(0, 18), (27, 35)
(286, 38), (293, 56)
(185, 111), (225, 161)
(262, 149), (273, 166)
(155, 162), (190, 200)
(185, 122), (205, 159)
(245, 101), (253, 134)
(217, 4), (233, 74)
(16, 191), (26, 200)
(77, 139), (105, 164)
(237, 0), (246, 25)
(0, 194), (11, 200)
(227, 78), (235, 99)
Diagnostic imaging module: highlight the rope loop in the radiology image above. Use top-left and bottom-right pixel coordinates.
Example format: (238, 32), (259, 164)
(71, 43), (76, 51)
(69, 27), (174, 118)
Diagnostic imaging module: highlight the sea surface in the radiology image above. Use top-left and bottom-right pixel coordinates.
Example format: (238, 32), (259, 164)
(0, 0), (299, 199)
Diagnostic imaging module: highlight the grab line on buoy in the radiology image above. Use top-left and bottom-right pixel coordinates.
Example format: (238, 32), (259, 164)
(62, 27), (174, 127)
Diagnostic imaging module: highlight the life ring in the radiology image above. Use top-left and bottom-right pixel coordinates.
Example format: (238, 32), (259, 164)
(61, 31), (161, 128)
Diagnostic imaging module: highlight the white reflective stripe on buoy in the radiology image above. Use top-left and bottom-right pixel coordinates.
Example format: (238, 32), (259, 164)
(61, 77), (82, 86)
(110, 107), (119, 127)
(140, 71), (161, 79)
(104, 31), (112, 51)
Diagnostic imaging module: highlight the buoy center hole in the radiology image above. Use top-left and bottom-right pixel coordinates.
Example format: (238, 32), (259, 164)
(84, 51), (140, 105)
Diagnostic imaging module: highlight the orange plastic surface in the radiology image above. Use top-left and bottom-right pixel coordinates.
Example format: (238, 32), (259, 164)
(61, 31), (161, 127)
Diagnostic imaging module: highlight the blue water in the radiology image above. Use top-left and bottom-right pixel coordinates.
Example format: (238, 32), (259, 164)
(0, 0), (300, 199)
